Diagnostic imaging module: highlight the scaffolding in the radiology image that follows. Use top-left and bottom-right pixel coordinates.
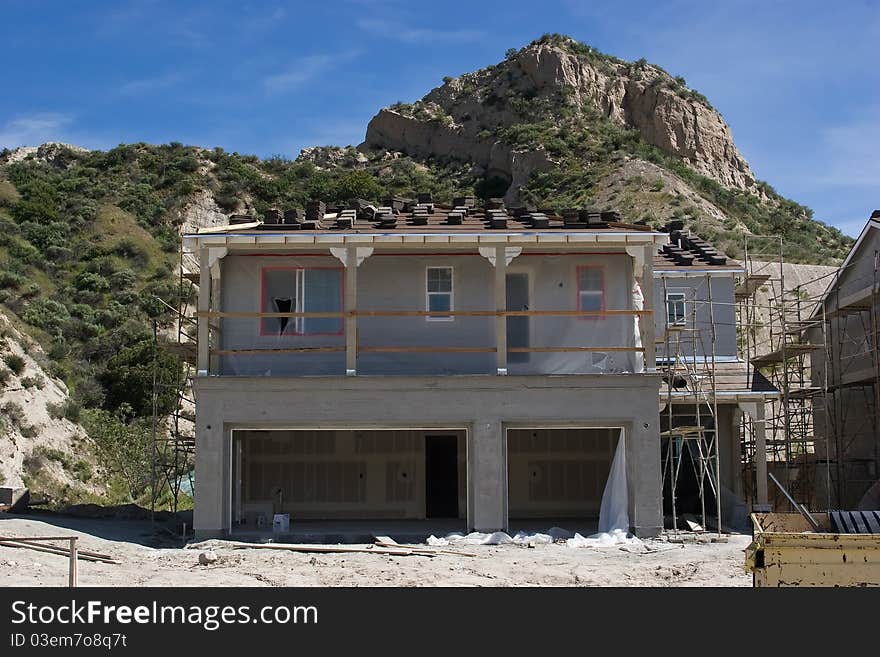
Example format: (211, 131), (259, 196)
(818, 248), (880, 509)
(733, 234), (878, 512)
(149, 244), (198, 522)
(659, 275), (722, 533)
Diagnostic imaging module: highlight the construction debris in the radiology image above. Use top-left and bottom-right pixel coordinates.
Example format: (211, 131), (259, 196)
(0, 536), (120, 564)
(187, 540), (428, 557)
(198, 550), (219, 565)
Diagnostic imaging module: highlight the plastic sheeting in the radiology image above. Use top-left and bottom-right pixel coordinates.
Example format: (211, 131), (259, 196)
(598, 433), (629, 534)
(566, 529), (642, 548)
(426, 430), (638, 549)
(426, 527), (641, 548)
(427, 527), (574, 546)
(632, 279), (644, 373)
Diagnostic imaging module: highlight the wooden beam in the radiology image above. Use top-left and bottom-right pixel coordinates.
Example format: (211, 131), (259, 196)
(358, 346), (497, 353)
(213, 347), (345, 356)
(195, 309), (652, 318)
(508, 346), (646, 353)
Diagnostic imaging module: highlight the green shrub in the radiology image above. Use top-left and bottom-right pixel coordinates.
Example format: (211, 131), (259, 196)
(4, 353), (25, 375)
(22, 298), (70, 333)
(0, 270), (26, 288)
(74, 271), (110, 292)
(72, 459), (93, 482)
(47, 400), (80, 422)
(20, 375), (44, 390)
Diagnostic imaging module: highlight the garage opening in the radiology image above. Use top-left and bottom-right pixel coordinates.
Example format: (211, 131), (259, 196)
(232, 429), (466, 530)
(507, 428), (620, 520)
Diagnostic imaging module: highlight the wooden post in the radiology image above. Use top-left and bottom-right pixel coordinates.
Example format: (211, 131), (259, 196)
(495, 246), (507, 375)
(68, 537), (77, 588)
(197, 247), (210, 375)
(345, 247), (357, 375)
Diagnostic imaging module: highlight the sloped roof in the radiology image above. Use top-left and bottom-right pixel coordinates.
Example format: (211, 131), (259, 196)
(653, 223), (742, 272)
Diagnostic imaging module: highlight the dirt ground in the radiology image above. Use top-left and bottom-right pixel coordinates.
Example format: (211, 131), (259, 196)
(0, 513), (753, 587)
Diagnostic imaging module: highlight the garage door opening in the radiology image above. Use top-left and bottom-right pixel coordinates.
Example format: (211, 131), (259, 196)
(507, 428), (620, 521)
(232, 429), (467, 531)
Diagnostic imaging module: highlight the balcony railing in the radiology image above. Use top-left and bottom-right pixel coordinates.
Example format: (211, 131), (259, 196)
(195, 308), (651, 376)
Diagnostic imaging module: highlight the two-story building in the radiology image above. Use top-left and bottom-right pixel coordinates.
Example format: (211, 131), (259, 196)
(809, 210), (880, 510)
(183, 199), (667, 539)
(653, 223), (779, 524)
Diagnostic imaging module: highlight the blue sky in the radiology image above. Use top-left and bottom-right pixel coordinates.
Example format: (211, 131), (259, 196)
(0, 0), (877, 236)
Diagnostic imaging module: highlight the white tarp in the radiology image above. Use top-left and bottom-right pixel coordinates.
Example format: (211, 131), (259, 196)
(632, 279), (645, 373)
(427, 432), (640, 549)
(427, 526), (575, 546)
(598, 432), (629, 534)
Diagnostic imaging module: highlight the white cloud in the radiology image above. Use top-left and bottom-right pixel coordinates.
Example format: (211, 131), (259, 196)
(0, 113), (74, 149)
(119, 72), (187, 96)
(263, 52), (360, 94)
(242, 7), (287, 37)
(356, 18), (485, 44)
(816, 111), (880, 188)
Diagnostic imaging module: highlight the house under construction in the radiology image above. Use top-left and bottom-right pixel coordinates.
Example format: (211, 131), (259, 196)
(149, 203), (880, 536)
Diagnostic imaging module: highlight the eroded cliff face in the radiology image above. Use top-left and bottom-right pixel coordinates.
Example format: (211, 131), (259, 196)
(362, 40), (755, 195)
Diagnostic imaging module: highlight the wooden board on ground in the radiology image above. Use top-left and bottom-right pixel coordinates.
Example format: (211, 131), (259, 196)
(226, 541), (424, 557)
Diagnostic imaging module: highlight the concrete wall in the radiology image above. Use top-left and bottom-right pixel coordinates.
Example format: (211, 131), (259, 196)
(654, 274), (737, 359)
(194, 374), (663, 538)
(218, 250), (638, 375)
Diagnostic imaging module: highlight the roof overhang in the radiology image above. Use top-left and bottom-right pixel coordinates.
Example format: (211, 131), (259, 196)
(655, 268), (745, 278)
(661, 391), (780, 402)
(813, 216), (879, 315)
(182, 231), (669, 251)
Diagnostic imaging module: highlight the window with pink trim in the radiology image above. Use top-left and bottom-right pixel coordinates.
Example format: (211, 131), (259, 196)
(261, 267), (343, 336)
(577, 266), (605, 315)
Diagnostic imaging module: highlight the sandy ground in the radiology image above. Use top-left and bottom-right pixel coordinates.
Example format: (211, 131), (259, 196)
(0, 513), (753, 587)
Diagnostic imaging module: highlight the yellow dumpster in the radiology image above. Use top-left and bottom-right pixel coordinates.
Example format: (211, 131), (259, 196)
(746, 512), (880, 587)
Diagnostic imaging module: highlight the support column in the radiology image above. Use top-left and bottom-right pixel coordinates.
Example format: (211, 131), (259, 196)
(345, 246), (357, 376)
(625, 245), (657, 373)
(470, 419), (507, 532)
(197, 247), (210, 375)
(740, 401), (769, 510)
(330, 247), (372, 375)
(495, 245), (507, 375)
(641, 245), (657, 372)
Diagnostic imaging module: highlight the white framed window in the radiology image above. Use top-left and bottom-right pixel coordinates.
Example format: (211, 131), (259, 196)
(666, 291), (687, 326)
(426, 266), (453, 321)
(577, 266), (605, 315)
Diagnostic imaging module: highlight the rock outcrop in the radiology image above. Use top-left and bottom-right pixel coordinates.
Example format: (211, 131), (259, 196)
(178, 189), (228, 234)
(362, 38), (755, 196)
(0, 311), (104, 496)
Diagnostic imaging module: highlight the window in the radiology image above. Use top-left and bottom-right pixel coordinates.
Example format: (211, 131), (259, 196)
(666, 291), (686, 326)
(426, 266), (453, 321)
(261, 268), (343, 335)
(577, 266), (605, 314)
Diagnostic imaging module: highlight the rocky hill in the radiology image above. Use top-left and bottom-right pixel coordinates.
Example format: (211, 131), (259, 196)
(365, 36), (753, 195)
(357, 35), (850, 264)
